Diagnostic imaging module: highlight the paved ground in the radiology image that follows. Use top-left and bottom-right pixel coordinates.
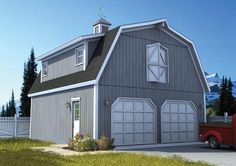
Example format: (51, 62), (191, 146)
(120, 144), (236, 166)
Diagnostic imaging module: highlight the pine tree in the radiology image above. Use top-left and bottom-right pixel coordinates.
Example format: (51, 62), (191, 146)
(218, 77), (228, 115)
(20, 48), (38, 117)
(5, 102), (10, 117)
(1, 105), (5, 117)
(8, 90), (16, 117)
(227, 77), (234, 115)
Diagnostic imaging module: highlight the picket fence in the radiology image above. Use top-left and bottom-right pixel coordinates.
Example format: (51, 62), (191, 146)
(0, 115), (30, 138)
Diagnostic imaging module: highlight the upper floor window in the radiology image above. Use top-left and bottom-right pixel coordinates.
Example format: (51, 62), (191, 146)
(42, 61), (48, 77)
(75, 46), (84, 65)
(146, 43), (168, 83)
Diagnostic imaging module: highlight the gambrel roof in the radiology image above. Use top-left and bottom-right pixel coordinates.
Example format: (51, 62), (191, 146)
(29, 19), (209, 97)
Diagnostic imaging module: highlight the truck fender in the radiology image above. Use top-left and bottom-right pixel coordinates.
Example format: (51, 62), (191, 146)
(202, 131), (223, 144)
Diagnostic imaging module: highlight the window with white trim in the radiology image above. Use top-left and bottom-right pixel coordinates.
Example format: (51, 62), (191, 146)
(42, 61), (48, 76)
(75, 46), (84, 65)
(146, 43), (168, 83)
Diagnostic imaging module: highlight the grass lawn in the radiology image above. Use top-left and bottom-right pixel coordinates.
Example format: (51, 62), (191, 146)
(0, 138), (211, 166)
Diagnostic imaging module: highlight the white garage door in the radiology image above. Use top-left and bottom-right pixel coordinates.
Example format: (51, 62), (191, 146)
(111, 98), (156, 146)
(161, 100), (197, 143)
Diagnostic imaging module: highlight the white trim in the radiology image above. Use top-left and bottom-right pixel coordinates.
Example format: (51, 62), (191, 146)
(28, 80), (96, 97)
(29, 97), (32, 138)
(203, 92), (207, 122)
(36, 33), (104, 61)
(93, 23), (110, 34)
(93, 84), (98, 139)
(70, 97), (81, 137)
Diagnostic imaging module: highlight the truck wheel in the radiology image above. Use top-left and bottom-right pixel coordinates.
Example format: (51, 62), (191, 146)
(208, 136), (219, 149)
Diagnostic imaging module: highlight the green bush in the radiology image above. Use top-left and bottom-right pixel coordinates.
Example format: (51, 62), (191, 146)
(68, 133), (97, 152)
(96, 135), (114, 150)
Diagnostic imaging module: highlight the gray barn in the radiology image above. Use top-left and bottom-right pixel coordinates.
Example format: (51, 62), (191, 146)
(29, 18), (209, 145)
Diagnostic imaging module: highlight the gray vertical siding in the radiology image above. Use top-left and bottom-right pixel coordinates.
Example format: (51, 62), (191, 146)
(42, 40), (99, 82)
(31, 86), (94, 144)
(98, 28), (204, 143)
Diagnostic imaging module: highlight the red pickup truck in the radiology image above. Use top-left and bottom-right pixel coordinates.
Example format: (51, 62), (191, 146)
(199, 114), (236, 149)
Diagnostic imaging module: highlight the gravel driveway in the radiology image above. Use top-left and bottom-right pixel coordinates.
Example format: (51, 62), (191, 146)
(120, 144), (236, 166)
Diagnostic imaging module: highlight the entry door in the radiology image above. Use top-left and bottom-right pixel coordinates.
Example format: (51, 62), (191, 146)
(73, 101), (80, 137)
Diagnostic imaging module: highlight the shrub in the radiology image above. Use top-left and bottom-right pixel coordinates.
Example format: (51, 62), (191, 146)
(68, 133), (97, 152)
(96, 135), (114, 150)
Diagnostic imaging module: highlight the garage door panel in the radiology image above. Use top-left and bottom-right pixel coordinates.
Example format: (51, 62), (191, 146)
(114, 123), (123, 133)
(144, 112), (154, 121)
(170, 103), (178, 112)
(171, 123), (178, 131)
(171, 132), (179, 142)
(162, 114), (170, 122)
(162, 133), (171, 143)
(171, 114), (178, 122)
(179, 114), (187, 122)
(134, 123), (144, 131)
(113, 134), (123, 145)
(124, 123), (133, 132)
(179, 123), (187, 131)
(179, 132), (187, 141)
(144, 102), (154, 112)
(113, 112), (123, 121)
(112, 98), (155, 146)
(125, 112), (133, 121)
(145, 133), (154, 143)
(124, 133), (133, 144)
(161, 100), (197, 143)
(134, 133), (144, 144)
(179, 104), (186, 113)
(113, 101), (123, 111)
(187, 123), (195, 131)
(145, 123), (154, 132)
(187, 114), (194, 121)
(134, 101), (143, 112)
(134, 113), (143, 121)
(162, 123), (170, 131)
(124, 101), (133, 112)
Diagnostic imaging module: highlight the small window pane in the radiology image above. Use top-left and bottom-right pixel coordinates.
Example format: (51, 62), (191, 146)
(42, 62), (48, 76)
(75, 47), (84, 65)
(74, 102), (80, 120)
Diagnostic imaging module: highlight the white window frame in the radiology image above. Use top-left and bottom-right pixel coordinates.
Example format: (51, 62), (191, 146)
(75, 46), (84, 66)
(146, 43), (169, 83)
(42, 61), (48, 77)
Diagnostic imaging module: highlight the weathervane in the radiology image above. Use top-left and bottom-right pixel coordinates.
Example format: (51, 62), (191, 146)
(98, 8), (105, 18)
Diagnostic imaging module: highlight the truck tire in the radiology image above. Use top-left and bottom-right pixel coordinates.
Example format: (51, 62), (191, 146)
(208, 136), (219, 149)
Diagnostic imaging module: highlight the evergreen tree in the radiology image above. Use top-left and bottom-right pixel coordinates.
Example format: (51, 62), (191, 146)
(218, 77), (227, 115)
(5, 102), (10, 117)
(20, 48), (37, 117)
(227, 77), (234, 115)
(1, 105), (5, 117)
(8, 90), (16, 116)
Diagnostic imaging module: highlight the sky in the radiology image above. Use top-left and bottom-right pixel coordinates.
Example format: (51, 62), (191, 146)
(0, 0), (235, 105)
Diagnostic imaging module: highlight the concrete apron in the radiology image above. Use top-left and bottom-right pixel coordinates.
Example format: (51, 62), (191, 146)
(114, 142), (205, 150)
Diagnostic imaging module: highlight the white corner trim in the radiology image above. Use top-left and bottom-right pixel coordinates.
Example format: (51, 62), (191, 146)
(203, 92), (207, 122)
(93, 84), (98, 139)
(36, 33), (105, 61)
(28, 80), (96, 97)
(83, 42), (88, 71)
(29, 97), (32, 138)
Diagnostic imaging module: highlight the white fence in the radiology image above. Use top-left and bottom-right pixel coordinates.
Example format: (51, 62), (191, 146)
(207, 116), (232, 123)
(0, 115), (30, 138)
